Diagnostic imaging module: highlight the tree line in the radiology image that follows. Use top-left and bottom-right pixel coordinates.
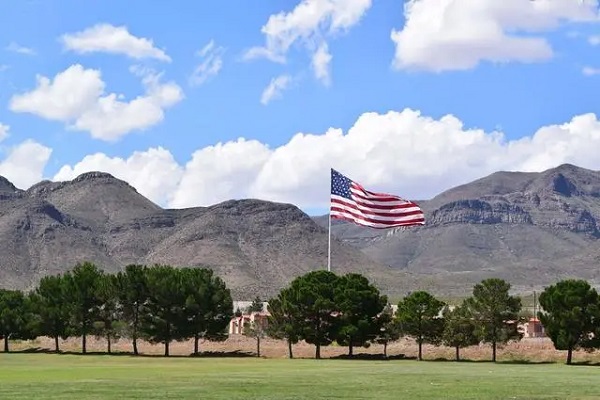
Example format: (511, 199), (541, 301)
(1, 264), (599, 364)
(0, 262), (233, 356)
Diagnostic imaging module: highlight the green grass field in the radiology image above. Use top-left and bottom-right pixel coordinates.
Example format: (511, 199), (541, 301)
(1, 354), (599, 399)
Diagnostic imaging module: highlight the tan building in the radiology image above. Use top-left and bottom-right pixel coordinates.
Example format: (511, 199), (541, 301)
(521, 317), (546, 338)
(229, 311), (270, 335)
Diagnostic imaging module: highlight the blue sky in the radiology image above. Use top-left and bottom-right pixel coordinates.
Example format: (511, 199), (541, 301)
(1, 0), (600, 214)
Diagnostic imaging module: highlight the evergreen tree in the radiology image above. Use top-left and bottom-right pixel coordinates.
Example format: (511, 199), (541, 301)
(467, 278), (522, 362)
(63, 262), (104, 354)
(334, 273), (388, 356)
(141, 265), (188, 356)
(538, 279), (600, 365)
(442, 304), (479, 361)
(32, 274), (71, 352)
(266, 295), (300, 359)
(114, 264), (149, 355)
(181, 268), (232, 355)
(396, 291), (445, 361)
(285, 270), (340, 359)
(374, 304), (401, 358)
(202, 272), (232, 344)
(94, 274), (123, 354)
(247, 296), (264, 313)
(0, 289), (29, 352)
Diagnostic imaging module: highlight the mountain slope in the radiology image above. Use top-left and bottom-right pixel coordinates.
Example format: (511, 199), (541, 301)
(315, 164), (600, 294)
(0, 173), (420, 298)
(4, 163), (600, 299)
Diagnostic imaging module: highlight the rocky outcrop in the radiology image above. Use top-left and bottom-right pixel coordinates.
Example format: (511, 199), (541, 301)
(428, 199), (533, 225)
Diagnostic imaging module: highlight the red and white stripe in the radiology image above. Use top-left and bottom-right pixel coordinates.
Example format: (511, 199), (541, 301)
(331, 182), (425, 229)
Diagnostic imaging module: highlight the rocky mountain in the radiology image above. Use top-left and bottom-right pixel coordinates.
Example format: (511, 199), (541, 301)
(314, 164), (600, 294)
(0, 172), (423, 299)
(3, 163), (599, 300)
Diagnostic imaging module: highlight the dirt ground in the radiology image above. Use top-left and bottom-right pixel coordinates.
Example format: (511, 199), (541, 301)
(8, 335), (600, 364)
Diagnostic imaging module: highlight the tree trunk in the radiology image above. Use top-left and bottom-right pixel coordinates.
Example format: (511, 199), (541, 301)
(455, 346), (460, 361)
(491, 325), (497, 362)
(54, 336), (60, 353)
(349, 343), (353, 357)
(315, 344), (321, 359)
(164, 322), (170, 357)
(132, 311), (139, 355)
(567, 347), (573, 365)
(418, 339), (423, 361)
(194, 334), (199, 355)
(82, 332), (87, 354)
(4, 336), (9, 353)
(132, 335), (138, 356)
(107, 335), (112, 354)
(287, 339), (293, 359)
(383, 342), (388, 358)
(256, 336), (261, 357)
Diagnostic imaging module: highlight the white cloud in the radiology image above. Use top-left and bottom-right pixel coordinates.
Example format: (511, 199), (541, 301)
(312, 42), (332, 86)
(169, 139), (272, 208)
(391, 0), (600, 72)
(244, 0), (371, 82)
(44, 109), (600, 210)
(9, 64), (183, 141)
(0, 140), (51, 189)
(9, 65), (105, 121)
(0, 123), (9, 142)
(589, 34), (600, 45)
(583, 66), (600, 75)
(260, 74), (292, 105)
(189, 40), (225, 86)
(6, 41), (36, 55)
(53, 147), (183, 206)
(61, 23), (171, 62)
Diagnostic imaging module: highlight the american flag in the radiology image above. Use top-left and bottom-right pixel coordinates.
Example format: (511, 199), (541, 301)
(330, 169), (425, 229)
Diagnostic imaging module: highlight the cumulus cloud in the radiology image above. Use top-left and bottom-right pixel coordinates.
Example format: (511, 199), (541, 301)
(391, 0), (600, 72)
(9, 64), (183, 141)
(61, 23), (171, 62)
(261, 74), (292, 105)
(244, 0), (371, 83)
(54, 147), (183, 206)
(6, 41), (36, 56)
(189, 40), (225, 87)
(43, 109), (600, 210)
(0, 140), (52, 189)
(169, 139), (272, 208)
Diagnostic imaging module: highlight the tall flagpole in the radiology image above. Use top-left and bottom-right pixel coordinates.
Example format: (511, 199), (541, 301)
(327, 208), (332, 272)
(327, 169), (332, 272)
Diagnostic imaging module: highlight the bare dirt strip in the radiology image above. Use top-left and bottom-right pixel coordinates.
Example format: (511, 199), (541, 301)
(9, 336), (600, 364)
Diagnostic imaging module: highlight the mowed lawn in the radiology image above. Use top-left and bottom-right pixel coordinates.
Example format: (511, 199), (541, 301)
(1, 354), (599, 399)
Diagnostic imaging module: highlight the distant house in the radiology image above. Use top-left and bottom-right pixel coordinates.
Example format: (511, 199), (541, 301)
(229, 311), (270, 335)
(521, 317), (545, 338)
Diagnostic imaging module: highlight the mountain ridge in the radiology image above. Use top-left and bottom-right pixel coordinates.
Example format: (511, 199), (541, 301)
(314, 163), (600, 293)
(2, 163), (600, 298)
(0, 172), (421, 299)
